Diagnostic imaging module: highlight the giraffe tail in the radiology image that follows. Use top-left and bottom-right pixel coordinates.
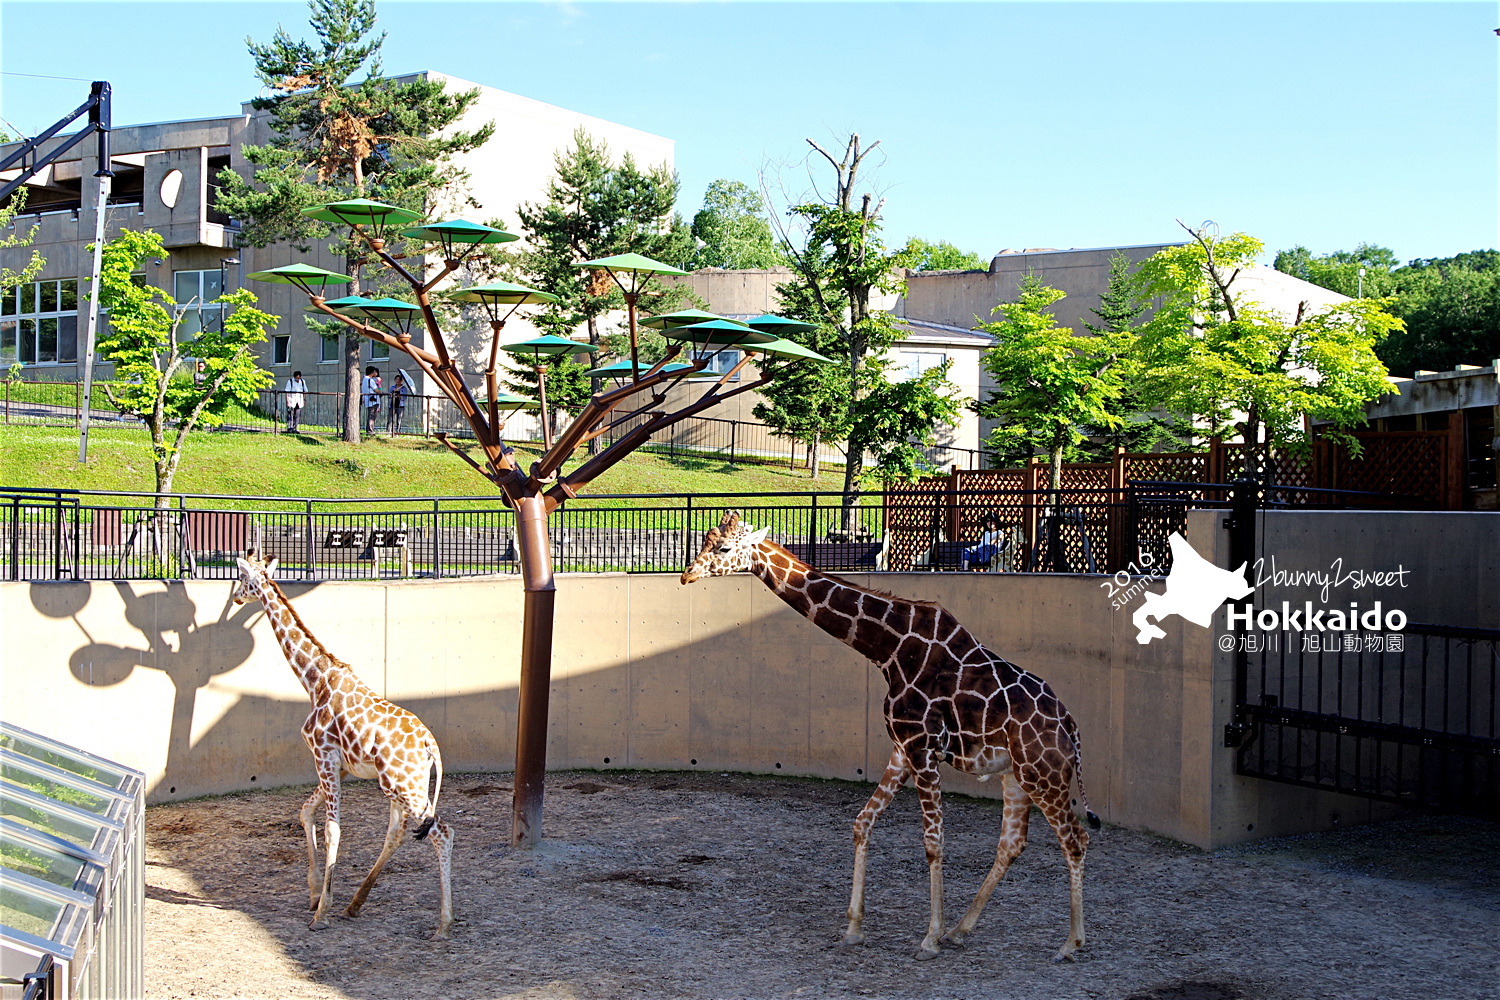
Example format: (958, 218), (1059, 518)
(1067, 715), (1102, 831)
(413, 746), (443, 841)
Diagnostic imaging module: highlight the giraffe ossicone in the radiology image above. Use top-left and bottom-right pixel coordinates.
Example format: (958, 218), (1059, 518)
(683, 509), (1101, 962)
(232, 552), (454, 940)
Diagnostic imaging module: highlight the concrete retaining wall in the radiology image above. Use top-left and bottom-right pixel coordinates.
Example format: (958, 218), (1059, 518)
(5, 510), (1494, 847)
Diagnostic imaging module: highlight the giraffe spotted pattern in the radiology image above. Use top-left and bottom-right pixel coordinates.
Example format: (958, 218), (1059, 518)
(683, 511), (1101, 962)
(232, 553), (454, 939)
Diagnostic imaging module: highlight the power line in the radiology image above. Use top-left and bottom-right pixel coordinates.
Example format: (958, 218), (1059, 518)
(1, 71), (92, 83)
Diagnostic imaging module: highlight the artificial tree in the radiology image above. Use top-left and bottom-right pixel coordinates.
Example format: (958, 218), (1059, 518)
(251, 198), (828, 847)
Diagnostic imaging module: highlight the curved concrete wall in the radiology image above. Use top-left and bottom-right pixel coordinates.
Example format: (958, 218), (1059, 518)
(8, 510), (1492, 847)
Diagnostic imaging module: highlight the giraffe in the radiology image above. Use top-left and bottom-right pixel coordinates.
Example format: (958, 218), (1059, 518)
(682, 511), (1101, 962)
(231, 552), (454, 939)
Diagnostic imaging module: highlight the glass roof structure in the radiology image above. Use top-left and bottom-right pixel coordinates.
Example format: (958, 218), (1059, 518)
(1, 722), (144, 1000)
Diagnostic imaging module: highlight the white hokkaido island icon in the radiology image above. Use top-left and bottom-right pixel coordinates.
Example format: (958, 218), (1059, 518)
(1132, 532), (1254, 644)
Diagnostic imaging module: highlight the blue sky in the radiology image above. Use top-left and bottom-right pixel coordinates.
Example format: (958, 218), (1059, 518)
(2, 2), (1495, 263)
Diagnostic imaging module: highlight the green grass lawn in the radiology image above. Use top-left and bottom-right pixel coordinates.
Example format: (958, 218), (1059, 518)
(0, 424), (852, 504)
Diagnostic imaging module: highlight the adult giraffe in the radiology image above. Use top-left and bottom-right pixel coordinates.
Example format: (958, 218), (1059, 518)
(681, 511), (1100, 961)
(231, 553), (454, 939)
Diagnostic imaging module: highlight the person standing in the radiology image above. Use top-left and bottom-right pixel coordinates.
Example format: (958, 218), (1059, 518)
(362, 366), (382, 436)
(284, 370), (308, 433)
(388, 371), (409, 435)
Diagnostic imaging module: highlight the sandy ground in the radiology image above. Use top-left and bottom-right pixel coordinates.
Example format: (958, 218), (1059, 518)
(143, 770), (1499, 1000)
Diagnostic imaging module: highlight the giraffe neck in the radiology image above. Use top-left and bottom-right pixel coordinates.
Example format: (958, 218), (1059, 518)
(748, 542), (905, 667)
(253, 576), (332, 698)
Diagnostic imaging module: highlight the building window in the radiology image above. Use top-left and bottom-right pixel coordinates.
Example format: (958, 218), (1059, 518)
(172, 270), (224, 336)
(370, 340), (390, 360)
(692, 348), (741, 376)
(319, 335), (339, 363)
(1, 279), (79, 366)
(893, 351), (947, 381)
(272, 336), (291, 366)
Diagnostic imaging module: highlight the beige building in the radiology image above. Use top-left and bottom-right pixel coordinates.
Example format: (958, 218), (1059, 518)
(0, 72), (673, 398)
(661, 245), (1362, 465)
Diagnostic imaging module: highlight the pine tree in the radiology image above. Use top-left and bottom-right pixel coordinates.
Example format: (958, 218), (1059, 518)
(510, 129), (694, 351)
(1079, 252), (1193, 455)
(214, 0), (494, 443)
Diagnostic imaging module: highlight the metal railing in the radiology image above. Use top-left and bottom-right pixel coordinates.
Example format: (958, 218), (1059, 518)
(2, 480), (1417, 583)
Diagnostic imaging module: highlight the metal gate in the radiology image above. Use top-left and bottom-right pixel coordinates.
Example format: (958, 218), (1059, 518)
(1218, 479), (1500, 819)
(1230, 623), (1500, 818)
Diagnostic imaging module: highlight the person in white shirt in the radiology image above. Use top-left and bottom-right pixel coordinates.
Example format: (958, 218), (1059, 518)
(284, 370), (307, 433)
(362, 366), (382, 435)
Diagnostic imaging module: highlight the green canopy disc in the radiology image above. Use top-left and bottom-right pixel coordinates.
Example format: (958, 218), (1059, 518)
(583, 359), (694, 378)
(333, 297), (422, 318)
(445, 282), (558, 305)
(577, 252), (687, 276)
(302, 198), (423, 228)
(246, 263), (353, 294)
(304, 295), (376, 313)
(502, 335), (600, 360)
(400, 219), (519, 246)
(751, 337), (836, 363)
(639, 309), (746, 330)
(661, 320), (776, 347)
(745, 313), (818, 334)
(487, 392), (541, 409)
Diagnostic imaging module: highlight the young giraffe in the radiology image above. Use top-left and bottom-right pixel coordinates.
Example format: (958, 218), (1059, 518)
(231, 553), (454, 939)
(682, 511), (1100, 962)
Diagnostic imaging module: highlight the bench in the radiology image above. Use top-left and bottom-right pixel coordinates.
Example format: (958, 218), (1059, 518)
(782, 541), (883, 570)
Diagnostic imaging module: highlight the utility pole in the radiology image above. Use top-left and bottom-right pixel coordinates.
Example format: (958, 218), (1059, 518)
(0, 81), (113, 462)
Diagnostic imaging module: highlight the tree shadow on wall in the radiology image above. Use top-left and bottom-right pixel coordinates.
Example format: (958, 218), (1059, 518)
(34, 580), (283, 795)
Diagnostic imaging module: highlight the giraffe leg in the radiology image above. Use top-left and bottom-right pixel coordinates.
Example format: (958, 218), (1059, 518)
(843, 747), (912, 946)
(1016, 754), (1090, 962)
(345, 799), (406, 918)
(911, 766), (946, 960)
(299, 785), (325, 911)
(310, 766), (342, 930)
(1048, 807), (1088, 962)
(427, 819), (454, 940)
(942, 769), (1030, 947)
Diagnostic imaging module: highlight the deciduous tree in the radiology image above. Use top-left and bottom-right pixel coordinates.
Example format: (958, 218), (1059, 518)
(900, 237), (985, 272)
(688, 179), (784, 270)
(764, 134), (961, 519)
(1141, 225), (1402, 479)
(977, 274), (1132, 494)
(1276, 243), (1499, 376)
(94, 230), (276, 508)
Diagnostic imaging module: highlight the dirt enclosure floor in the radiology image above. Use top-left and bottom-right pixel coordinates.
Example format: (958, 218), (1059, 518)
(143, 771), (1499, 1000)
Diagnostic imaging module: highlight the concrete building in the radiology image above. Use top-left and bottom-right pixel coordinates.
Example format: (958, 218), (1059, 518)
(0, 72), (673, 398)
(663, 245), (1360, 465)
(1356, 361), (1500, 509)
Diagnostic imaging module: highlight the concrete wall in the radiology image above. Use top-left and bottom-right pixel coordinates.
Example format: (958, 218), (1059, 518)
(6, 510), (1493, 847)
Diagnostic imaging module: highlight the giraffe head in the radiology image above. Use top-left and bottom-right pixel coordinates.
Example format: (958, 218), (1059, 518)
(681, 509), (769, 585)
(231, 551), (279, 606)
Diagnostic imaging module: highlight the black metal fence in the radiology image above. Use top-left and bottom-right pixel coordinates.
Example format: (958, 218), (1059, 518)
(1234, 623), (1500, 819)
(1, 488), (896, 581)
(1, 482), (1422, 583)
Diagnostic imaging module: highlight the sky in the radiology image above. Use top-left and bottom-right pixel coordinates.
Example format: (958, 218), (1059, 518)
(1, 1), (1495, 264)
